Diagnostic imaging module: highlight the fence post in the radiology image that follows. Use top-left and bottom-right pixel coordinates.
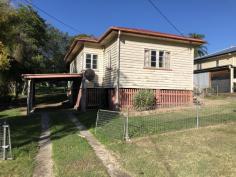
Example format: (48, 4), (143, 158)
(95, 110), (99, 134)
(196, 102), (199, 128)
(124, 108), (130, 141)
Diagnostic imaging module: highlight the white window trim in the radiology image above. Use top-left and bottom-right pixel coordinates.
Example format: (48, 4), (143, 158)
(144, 49), (171, 69)
(84, 53), (98, 70)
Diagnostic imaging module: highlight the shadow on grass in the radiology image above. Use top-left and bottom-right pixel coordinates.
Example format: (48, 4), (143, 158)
(0, 93), (68, 113)
(73, 110), (97, 129)
(0, 112), (41, 151)
(48, 111), (78, 142)
(35, 93), (68, 105)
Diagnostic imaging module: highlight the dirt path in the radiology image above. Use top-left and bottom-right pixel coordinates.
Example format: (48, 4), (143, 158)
(68, 112), (131, 177)
(33, 112), (54, 177)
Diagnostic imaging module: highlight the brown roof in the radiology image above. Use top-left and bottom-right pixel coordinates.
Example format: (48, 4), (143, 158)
(65, 26), (206, 62)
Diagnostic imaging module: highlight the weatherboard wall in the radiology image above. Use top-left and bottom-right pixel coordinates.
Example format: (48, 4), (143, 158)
(194, 54), (236, 70)
(119, 35), (194, 90)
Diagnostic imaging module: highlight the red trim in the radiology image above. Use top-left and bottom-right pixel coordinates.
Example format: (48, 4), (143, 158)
(65, 26), (206, 63)
(99, 26), (205, 44)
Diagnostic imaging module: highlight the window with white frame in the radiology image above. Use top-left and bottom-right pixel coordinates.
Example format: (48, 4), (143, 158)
(85, 53), (97, 69)
(144, 49), (170, 69)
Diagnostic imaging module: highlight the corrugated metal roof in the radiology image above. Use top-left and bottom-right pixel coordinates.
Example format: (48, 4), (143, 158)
(195, 46), (236, 61)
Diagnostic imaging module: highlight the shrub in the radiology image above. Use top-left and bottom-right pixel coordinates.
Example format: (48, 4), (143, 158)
(133, 90), (155, 111)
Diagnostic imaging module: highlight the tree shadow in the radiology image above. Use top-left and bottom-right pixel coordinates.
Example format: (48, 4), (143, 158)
(0, 113), (41, 149)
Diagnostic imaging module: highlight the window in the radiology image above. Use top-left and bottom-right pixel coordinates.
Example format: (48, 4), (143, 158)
(144, 49), (170, 69)
(197, 63), (202, 70)
(85, 54), (97, 69)
(216, 60), (219, 67)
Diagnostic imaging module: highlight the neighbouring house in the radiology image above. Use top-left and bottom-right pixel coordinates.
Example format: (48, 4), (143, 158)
(64, 26), (205, 109)
(194, 46), (236, 93)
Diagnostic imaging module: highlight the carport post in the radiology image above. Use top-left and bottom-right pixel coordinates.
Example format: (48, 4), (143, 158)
(26, 79), (34, 115)
(32, 81), (35, 106)
(80, 77), (87, 112)
(27, 79), (31, 115)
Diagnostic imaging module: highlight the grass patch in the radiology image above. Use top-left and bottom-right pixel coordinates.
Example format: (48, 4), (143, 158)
(50, 111), (108, 177)
(0, 108), (41, 177)
(75, 99), (236, 176)
(107, 123), (236, 177)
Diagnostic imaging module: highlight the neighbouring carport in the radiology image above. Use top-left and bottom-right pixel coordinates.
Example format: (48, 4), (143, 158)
(22, 74), (83, 115)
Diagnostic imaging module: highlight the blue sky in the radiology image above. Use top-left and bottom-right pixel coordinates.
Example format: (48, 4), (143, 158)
(14, 0), (236, 53)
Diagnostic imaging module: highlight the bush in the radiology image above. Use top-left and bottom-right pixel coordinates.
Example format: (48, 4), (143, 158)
(133, 90), (155, 111)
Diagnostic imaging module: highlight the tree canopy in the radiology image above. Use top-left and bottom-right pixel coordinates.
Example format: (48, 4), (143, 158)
(189, 33), (208, 58)
(0, 0), (88, 98)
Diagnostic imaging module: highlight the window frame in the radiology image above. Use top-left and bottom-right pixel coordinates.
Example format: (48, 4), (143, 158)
(197, 63), (202, 70)
(144, 49), (171, 70)
(84, 53), (98, 70)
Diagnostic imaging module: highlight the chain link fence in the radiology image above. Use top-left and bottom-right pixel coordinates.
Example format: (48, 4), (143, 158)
(95, 99), (236, 141)
(95, 109), (129, 143)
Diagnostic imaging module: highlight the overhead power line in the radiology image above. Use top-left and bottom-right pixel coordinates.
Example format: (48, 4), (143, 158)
(147, 0), (184, 36)
(22, 0), (81, 33)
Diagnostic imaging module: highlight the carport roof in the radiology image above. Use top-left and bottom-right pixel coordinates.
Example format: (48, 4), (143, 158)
(22, 73), (82, 81)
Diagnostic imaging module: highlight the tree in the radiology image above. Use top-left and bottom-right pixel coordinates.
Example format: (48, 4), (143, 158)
(189, 33), (208, 58)
(0, 42), (10, 71)
(43, 25), (72, 73)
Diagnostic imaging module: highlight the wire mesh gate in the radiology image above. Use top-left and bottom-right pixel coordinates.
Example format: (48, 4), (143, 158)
(0, 122), (13, 160)
(95, 109), (129, 142)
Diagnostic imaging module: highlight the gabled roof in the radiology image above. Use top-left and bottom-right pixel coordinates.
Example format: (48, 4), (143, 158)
(195, 46), (236, 62)
(65, 26), (206, 63)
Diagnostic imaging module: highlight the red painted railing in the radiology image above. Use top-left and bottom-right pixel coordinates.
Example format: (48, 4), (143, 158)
(85, 88), (192, 110)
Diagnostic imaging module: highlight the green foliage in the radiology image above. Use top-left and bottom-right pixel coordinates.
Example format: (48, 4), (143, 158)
(0, 42), (10, 70)
(189, 33), (208, 57)
(133, 90), (155, 111)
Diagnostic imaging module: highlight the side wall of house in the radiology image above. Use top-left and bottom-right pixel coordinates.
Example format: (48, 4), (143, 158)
(70, 44), (104, 87)
(119, 35), (194, 90)
(102, 39), (117, 88)
(83, 44), (103, 87)
(194, 54), (236, 70)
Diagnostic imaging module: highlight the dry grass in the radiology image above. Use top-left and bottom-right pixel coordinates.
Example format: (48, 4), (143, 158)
(107, 123), (236, 177)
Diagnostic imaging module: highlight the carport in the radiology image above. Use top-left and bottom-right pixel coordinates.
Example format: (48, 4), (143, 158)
(22, 74), (83, 115)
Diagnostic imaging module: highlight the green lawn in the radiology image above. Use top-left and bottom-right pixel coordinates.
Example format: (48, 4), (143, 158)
(0, 108), (41, 177)
(107, 123), (236, 177)
(76, 98), (236, 177)
(49, 111), (108, 177)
